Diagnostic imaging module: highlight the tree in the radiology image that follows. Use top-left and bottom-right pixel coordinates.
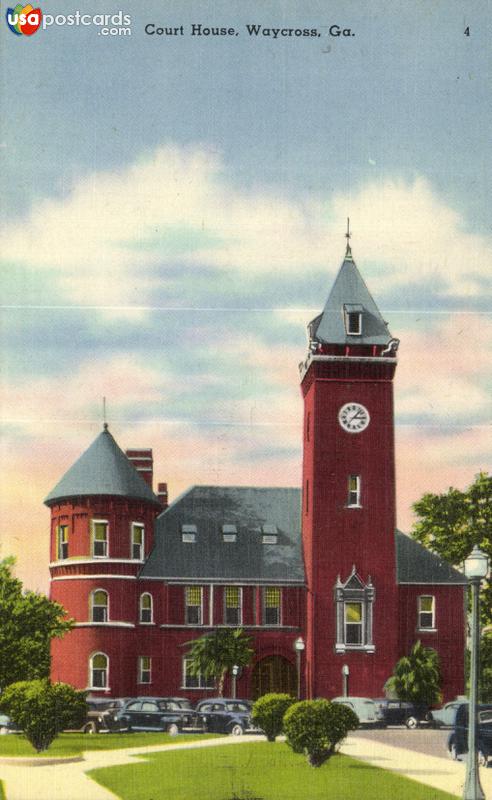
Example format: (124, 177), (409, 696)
(386, 640), (442, 706)
(0, 557), (73, 690)
(0, 679), (86, 752)
(411, 472), (492, 626)
(184, 628), (253, 696)
(283, 699), (358, 767)
(251, 693), (295, 742)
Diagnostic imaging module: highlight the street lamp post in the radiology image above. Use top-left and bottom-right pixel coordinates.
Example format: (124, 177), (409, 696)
(232, 664), (239, 699)
(294, 637), (305, 700)
(463, 545), (489, 800)
(342, 664), (350, 697)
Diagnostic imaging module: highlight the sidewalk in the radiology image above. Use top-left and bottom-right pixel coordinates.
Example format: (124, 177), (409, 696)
(343, 735), (492, 798)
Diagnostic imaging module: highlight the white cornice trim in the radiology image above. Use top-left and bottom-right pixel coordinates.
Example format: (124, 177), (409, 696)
(50, 558), (142, 568)
(75, 622), (135, 628)
(299, 352), (397, 380)
(51, 575), (137, 581)
(160, 624), (300, 630)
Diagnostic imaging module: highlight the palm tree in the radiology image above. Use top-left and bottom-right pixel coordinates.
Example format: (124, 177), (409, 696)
(386, 640), (442, 706)
(184, 628), (254, 697)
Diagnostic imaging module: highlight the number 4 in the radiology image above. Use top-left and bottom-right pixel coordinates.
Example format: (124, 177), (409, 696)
(464, 27), (470, 36)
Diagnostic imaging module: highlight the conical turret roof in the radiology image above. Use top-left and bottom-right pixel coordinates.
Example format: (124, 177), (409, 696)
(44, 426), (160, 507)
(311, 248), (393, 346)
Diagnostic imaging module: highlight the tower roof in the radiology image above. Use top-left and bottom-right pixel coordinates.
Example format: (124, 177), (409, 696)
(44, 426), (160, 507)
(311, 250), (393, 346)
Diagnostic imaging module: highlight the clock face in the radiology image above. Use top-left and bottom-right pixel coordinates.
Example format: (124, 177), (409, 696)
(338, 403), (370, 433)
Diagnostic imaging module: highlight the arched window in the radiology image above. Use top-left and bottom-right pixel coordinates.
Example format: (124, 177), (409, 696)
(90, 589), (109, 622)
(89, 652), (108, 689)
(139, 593), (153, 623)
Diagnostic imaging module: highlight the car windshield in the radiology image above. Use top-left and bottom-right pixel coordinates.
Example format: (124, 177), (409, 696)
(479, 711), (492, 724)
(225, 702), (250, 713)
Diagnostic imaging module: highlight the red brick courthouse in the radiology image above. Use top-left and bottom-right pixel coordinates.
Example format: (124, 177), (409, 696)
(47, 244), (466, 701)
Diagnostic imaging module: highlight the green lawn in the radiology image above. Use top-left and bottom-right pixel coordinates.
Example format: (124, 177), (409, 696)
(0, 732), (221, 758)
(0, 780), (4, 800)
(89, 741), (458, 800)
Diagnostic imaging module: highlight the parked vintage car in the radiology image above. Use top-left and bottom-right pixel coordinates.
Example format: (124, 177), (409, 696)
(0, 714), (18, 734)
(447, 704), (492, 765)
(428, 700), (465, 729)
(195, 698), (261, 735)
(373, 699), (430, 729)
(114, 697), (200, 734)
(331, 697), (386, 727)
(79, 698), (130, 733)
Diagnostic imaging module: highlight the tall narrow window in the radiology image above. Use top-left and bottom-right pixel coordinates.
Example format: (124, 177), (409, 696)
(263, 587), (281, 626)
(347, 475), (361, 507)
(92, 520), (108, 558)
(138, 656), (151, 684)
(57, 525), (69, 559)
(224, 587), (241, 625)
(335, 569), (375, 653)
(131, 524), (144, 560)
(90, 652), (108, 689)
(344, 602), (363, 644)
(90, 589), (109, 622)
(185, 586), (202, 625)
(418, 595), (435, 630)
(139, 592), (153, 623)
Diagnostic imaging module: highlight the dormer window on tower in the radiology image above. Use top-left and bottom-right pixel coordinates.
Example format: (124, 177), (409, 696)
(344, 304), (363, 336)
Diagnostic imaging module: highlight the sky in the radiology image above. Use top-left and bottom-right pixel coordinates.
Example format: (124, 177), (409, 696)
(0, 0), (491, 593)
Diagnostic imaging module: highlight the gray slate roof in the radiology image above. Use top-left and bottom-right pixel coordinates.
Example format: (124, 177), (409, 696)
(140, 486), (305, 583)
(312, 250), (393, 346)
(395, 530), (467, 585)
(44, 427), (160, 507)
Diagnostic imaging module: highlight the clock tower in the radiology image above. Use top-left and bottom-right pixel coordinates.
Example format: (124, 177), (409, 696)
(300, 233), (400, 699)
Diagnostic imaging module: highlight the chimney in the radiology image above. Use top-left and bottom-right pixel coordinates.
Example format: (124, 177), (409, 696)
(157, 482), (168, 509)
(126, 448), (153, 489)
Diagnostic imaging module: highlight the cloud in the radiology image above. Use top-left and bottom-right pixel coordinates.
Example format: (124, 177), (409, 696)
(1, 144), (491, 309)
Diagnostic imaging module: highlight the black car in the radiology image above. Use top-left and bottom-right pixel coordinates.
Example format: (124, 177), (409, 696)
(374, 699), (430, 729)
(82, 698), (130, 733)
(447, 703), (492, 765)
(115, 697), (199, 734)
(195, 698), (261, 735)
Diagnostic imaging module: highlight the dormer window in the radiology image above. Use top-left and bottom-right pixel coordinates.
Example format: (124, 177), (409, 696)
(262, 524), (278, 545)
(182, 524), (197, 543)
(222, 524), (237, 543)
(344, 304), (363, 336)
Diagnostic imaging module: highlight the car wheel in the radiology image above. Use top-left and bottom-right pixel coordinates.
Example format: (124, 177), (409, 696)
(405, 716), (418, 729)
(230, 724), (244, 736)
(478, 750), (488, 768)
(167, 723), (179, 736)
(83, 721), (97, 734)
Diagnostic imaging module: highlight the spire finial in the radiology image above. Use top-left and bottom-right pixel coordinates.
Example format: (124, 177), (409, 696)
(103, 397), (108, 431)
(345, 217), (353, 259)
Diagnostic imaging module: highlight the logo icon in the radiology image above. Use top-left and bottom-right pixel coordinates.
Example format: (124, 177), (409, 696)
(6, 4), (42, 36)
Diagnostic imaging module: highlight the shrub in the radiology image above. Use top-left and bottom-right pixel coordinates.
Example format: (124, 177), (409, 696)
(0, 679), (86, 752)
(251, 693), (295, 741)
(283, 698), (358, 767)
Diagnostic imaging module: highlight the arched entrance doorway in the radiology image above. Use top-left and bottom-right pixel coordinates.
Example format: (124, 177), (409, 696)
(251, 656), (297, 699)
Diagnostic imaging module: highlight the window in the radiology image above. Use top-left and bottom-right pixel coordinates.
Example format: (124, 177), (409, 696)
(347, 475), (361, 507)
(335, 568), (375, 653)
(57, 525), (69, 559)
(263, 587), (281, 626)
(262, 524), (278, 544)
(344, 304), (363, 335)
(182, 524), (197, 543)
(138, 656), (151, 684)
(90, 652), (108, 688)
(418, 595), (435, 630)
(224, 586), (242, 625)
(90, 589), (108, 622)
(185, 586), (202, 625)
(92, 520), (108, 558)
(183, 657), (215, 689)
(139, 592), (153, 623)
(345, 602), (363, 644)
(222, 524), (237, 543)
(131, 524), (144, 560)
